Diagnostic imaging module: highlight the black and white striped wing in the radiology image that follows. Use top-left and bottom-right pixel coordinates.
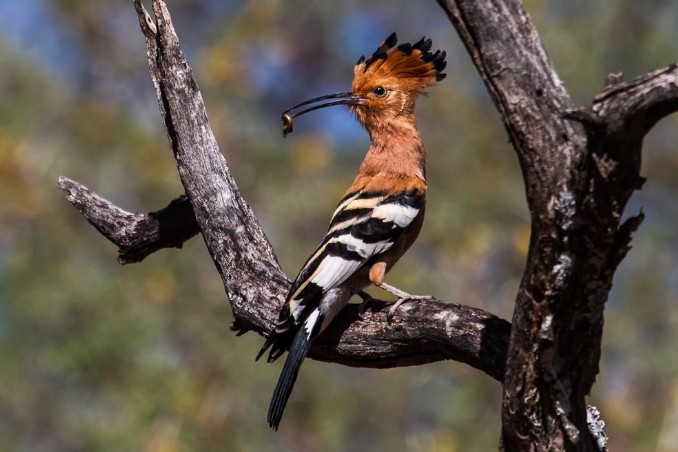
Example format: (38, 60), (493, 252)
(285, 187), (425, 323)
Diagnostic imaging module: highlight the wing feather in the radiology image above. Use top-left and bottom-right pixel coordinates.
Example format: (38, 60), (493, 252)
(286, 186), (425, 320)
(260, 182), (426, 362)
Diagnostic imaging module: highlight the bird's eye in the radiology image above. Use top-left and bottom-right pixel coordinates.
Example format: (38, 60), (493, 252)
(373, 86), (386, 97)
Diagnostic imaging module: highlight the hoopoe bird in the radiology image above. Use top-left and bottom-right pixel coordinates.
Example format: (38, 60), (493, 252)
(257, 32), (446, 430)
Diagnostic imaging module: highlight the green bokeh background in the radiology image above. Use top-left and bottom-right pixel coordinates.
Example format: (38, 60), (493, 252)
(1, 0), (677, 450)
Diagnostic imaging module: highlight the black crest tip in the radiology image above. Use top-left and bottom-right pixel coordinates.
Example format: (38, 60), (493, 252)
(397, 43), (413, 55)
(421, 51), (436, 63)
(433, 51), (447, 72)
(373, 51), (387, 61)
(356, 55), (366, 65)
(384, 32), (398, 48)
(413, 37), (432, 54)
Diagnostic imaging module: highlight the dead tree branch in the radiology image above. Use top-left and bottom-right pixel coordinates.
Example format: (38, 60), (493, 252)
(57, 176), (199, 264)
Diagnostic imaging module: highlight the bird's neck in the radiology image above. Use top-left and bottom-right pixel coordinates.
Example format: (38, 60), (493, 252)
(359, 119), (426, 180)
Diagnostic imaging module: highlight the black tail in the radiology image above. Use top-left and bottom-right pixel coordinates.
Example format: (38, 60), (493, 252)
(267, 327), (312, 430)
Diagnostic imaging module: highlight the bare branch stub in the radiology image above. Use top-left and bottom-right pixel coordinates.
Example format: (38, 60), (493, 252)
(57, 176), (200, 264)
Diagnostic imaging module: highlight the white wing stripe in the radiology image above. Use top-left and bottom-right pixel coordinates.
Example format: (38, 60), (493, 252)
(312, 255), (361, 289)
(372, 203), (420, 227)
(340, 196), (385, 211)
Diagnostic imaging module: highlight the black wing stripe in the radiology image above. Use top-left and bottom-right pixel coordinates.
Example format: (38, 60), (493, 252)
(295, 190), (424, 292)
(325, 241), (364, 261)
(329, 207), (373, 227)
(351, 218), (396, 243)
(379, 188), (425, 209)
(356, 188), (389, 199)
(329, 189), (390, 224)
(294, 281), (323, 306)
(287, 239), (363, 307)
(336, 188), (362, 207)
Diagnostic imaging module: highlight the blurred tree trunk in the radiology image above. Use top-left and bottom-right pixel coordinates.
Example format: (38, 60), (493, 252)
(60, 0), (678, 450)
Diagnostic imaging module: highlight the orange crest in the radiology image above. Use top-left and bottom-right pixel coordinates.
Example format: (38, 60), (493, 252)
(352, 32), (447, 94)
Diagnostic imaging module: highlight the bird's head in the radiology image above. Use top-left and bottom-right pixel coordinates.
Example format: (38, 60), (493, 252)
(282, 32), (446, 136)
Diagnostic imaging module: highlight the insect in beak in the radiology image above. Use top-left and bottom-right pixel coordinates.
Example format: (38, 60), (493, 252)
(281, 91), (363, 137)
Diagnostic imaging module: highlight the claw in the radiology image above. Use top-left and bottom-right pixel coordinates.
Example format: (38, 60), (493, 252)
(376, 282), (434, 322)
(386, 298), (407, 322)
(386, 294), (435, 322)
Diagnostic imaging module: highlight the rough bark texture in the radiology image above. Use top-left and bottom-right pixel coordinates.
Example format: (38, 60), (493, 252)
(58, 0), (678, 449)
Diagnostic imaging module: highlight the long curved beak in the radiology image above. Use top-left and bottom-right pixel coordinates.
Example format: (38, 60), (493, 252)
(281, 91), (363, 136)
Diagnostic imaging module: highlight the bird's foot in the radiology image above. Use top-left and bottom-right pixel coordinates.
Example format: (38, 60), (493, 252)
(377, 282), (435, 322)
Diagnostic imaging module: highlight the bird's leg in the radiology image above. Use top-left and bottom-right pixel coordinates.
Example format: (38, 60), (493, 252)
(376, 282), (435, 322)
(368, 262), (434, 321)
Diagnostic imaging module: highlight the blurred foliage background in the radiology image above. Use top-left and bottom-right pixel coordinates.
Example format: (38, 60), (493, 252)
(0, 0), (677, 450)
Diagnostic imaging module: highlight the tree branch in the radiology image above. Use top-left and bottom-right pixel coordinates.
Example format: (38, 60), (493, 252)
(131, 0), (287, 334)
(57, 176), (200, 264)
(593, 63), (678, 127)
